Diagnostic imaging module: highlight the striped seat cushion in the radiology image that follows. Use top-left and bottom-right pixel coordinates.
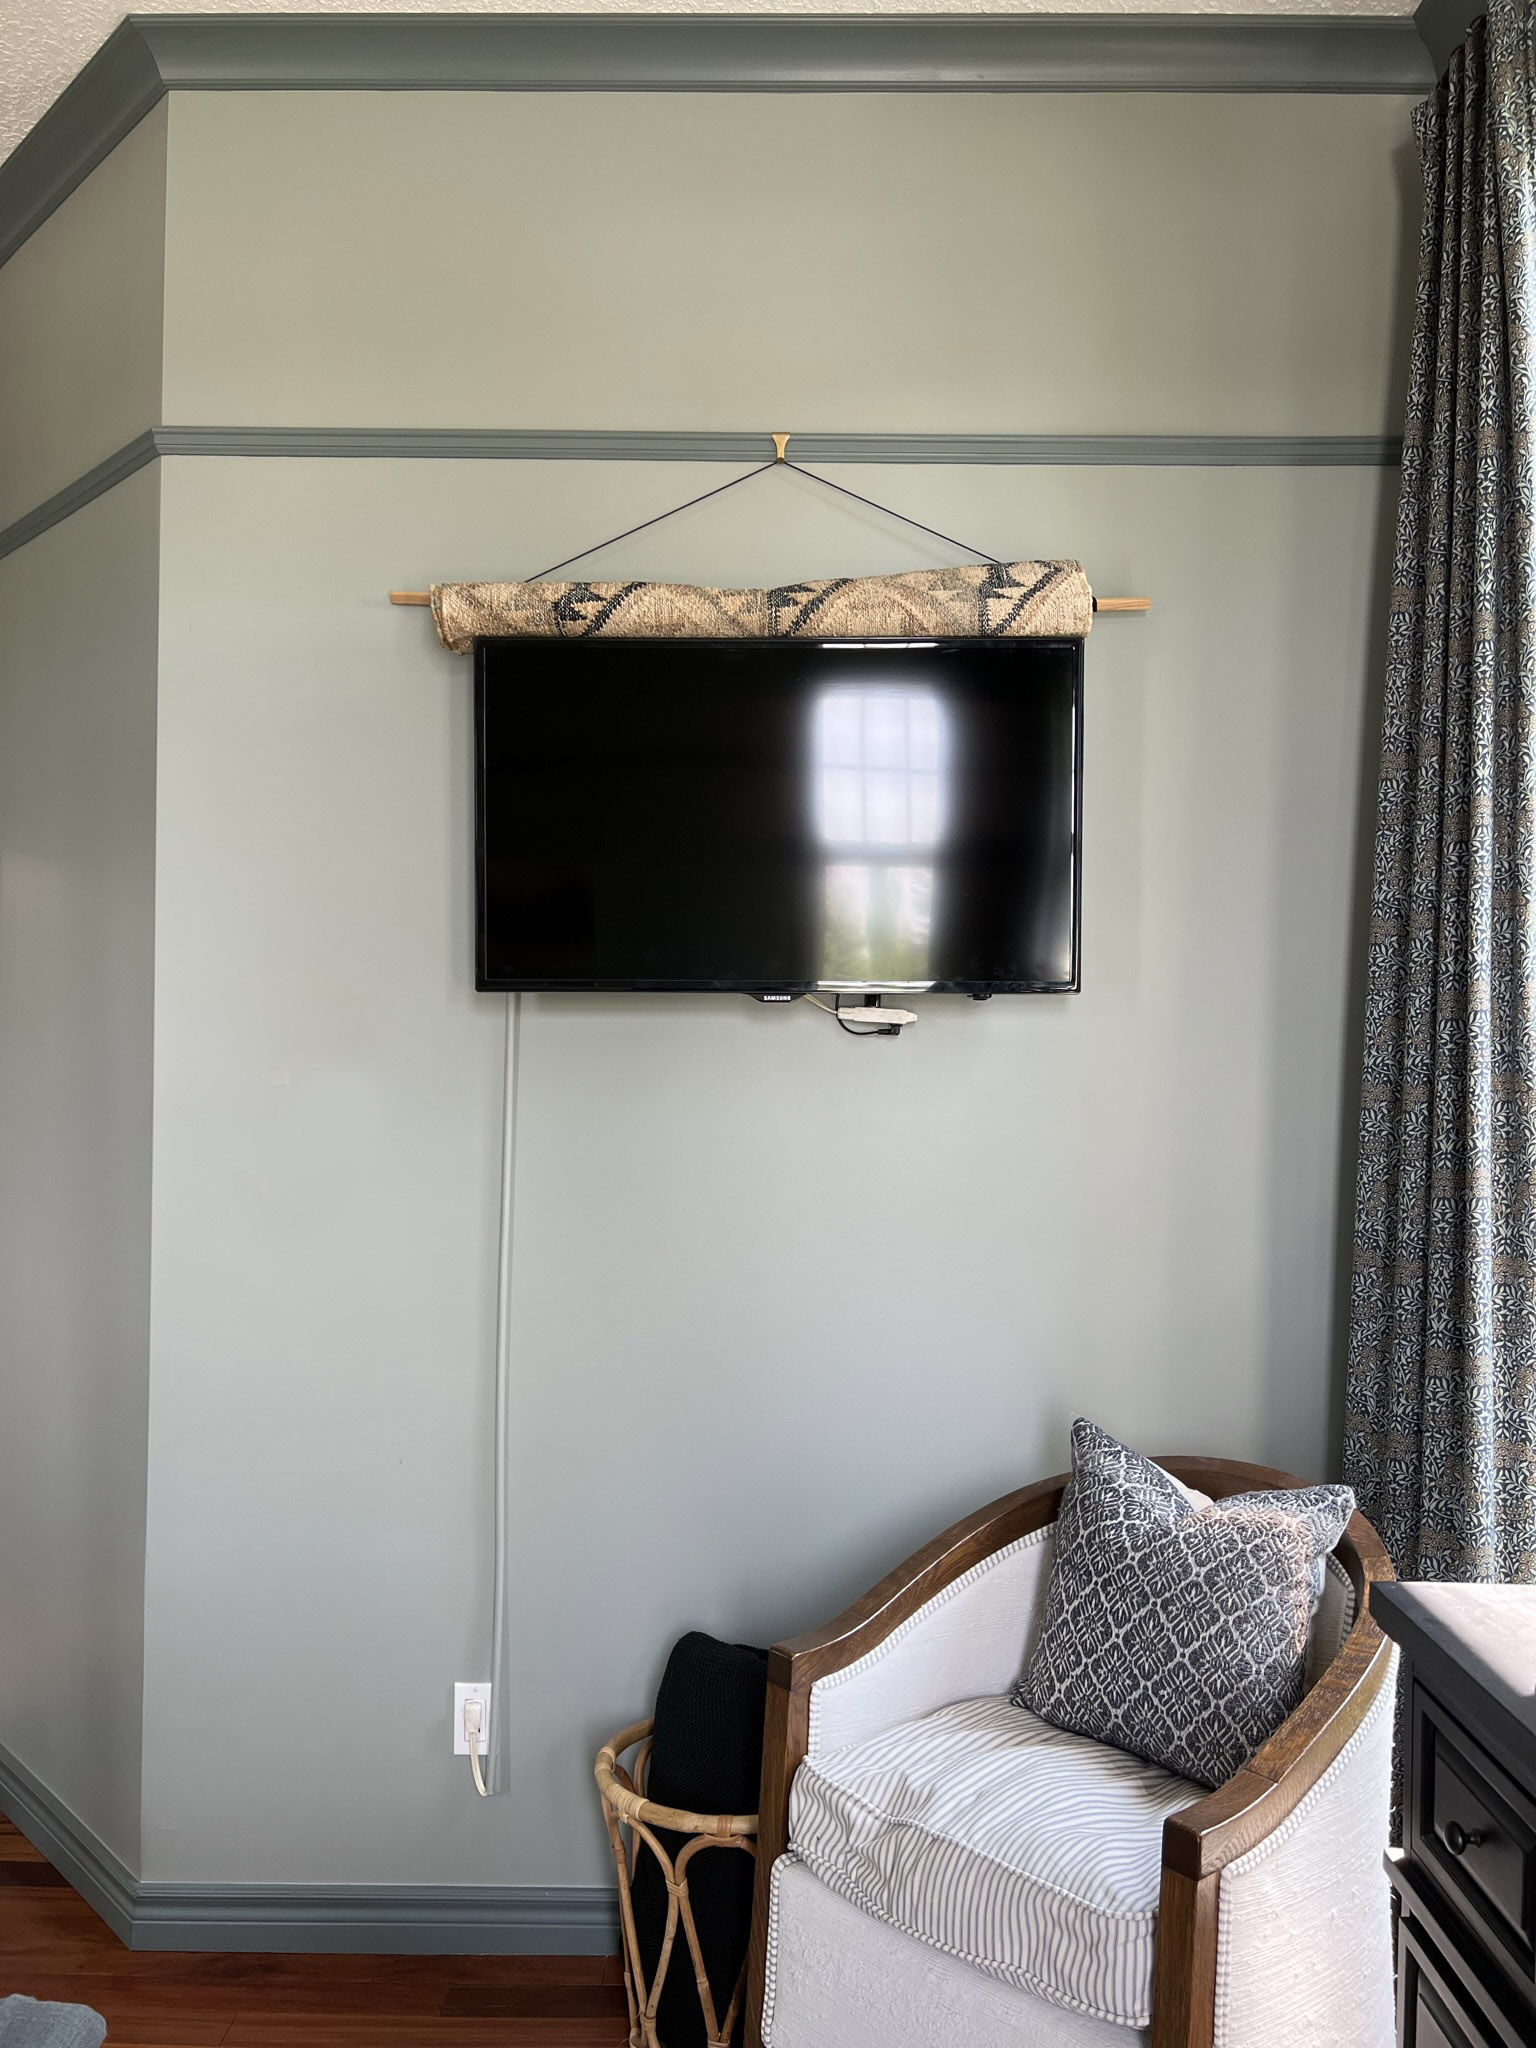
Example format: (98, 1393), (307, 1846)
(788, 1694), (1200, 2029)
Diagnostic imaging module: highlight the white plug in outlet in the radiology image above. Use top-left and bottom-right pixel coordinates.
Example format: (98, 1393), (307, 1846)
(453, 1682), (492, 1756)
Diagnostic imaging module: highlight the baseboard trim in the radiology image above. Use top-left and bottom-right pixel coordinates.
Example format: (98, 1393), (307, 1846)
(0, 1740), (617, 1955)
(132, 1883), (619, 1954)
(0, 1741), (138, 1945)
(0, 14), (1435, 270)
(0, 425), (1407, 566)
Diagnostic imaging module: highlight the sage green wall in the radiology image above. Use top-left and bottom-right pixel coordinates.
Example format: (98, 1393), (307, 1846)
(141, 449), (1392, 1887)
(0, 104), (165, 531)
(161, 91), (1413, 435)
(0, 466), (160, 1871)
(0, 79), (1419, 1903)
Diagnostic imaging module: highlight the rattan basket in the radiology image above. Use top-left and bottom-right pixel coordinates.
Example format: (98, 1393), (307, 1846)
(595, 1720), (759, 2048)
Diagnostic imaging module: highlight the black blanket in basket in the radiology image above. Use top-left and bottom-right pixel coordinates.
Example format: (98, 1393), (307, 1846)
(629, 1631), (768, 2048)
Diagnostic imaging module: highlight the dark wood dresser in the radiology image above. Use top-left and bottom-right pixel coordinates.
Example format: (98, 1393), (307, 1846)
(1371, 1584), (1536, 2048)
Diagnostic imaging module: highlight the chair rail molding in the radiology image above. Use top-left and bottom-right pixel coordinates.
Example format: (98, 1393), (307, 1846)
(0, 428), (1409, 570)
(0, 12), (1436, 270)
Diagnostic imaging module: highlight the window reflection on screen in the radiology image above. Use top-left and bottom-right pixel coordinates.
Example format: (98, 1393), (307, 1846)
(813, 684), (950, 986)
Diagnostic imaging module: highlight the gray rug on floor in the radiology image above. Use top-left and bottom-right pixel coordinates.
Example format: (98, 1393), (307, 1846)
(0, 1998), (106, 2048)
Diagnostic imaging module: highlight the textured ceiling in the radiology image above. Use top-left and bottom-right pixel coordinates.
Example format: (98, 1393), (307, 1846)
(0, 0), (1419, 166)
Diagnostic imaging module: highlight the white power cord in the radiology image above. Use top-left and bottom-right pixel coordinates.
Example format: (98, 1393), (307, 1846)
(484, 991), (522, 1797)
(465, 1694), (490, 1799)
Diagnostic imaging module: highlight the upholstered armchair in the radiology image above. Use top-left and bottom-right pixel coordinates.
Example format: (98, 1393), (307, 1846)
(745, 1457), (1396, 2048)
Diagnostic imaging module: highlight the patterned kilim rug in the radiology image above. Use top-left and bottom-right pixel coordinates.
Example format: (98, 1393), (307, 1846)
(430, 559), (1093, 652)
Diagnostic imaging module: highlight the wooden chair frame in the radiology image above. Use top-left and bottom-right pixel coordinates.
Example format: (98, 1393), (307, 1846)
(744, 1456), (1395, 2048)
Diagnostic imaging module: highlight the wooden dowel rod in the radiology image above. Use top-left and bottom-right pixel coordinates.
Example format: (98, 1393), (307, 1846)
(391, 591), (432, 606)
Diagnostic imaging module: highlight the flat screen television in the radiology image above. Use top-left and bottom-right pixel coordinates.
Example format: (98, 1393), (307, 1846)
(475, 635), (1082, 996)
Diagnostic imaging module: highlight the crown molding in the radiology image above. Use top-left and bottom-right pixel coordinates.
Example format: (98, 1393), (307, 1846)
(1413, 0), (1479, 74)
(0, 21), (165, 267)
(0, 13), (1434, 269)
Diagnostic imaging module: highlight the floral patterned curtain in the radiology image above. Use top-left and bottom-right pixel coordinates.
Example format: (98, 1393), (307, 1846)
(1346, 0), (1536, 1583)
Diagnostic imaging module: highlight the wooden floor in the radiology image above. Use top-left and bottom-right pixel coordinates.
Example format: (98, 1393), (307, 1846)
(0, 1818), (629, 2047)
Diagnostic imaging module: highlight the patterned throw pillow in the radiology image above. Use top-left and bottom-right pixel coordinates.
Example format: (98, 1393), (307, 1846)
(1013, 1420), (1354, 1789)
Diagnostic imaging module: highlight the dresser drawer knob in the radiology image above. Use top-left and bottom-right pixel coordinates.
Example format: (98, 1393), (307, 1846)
(1443, 1821), (1486, 1857)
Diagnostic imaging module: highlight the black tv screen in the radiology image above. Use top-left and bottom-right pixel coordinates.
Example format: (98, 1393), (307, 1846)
(475, 636), (1082, 995)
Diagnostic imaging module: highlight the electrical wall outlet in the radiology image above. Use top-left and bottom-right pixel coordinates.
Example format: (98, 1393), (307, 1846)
(453, 1682), (492, 1756)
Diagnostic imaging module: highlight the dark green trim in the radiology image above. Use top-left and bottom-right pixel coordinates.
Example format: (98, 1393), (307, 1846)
(0, 1739), (617, 1956)
(0, 13), (1435, 269)
(0, 23), (163, 269)
(150, 427), (1408, 467)
(122, 11), (1436, 94)
(0, 427), (1409, 566)
(1414, 0), (1480, 75)
(0, 1739), (137, 1945)
(0, 431), (159, 562)
(132, 1883), (618, 1955)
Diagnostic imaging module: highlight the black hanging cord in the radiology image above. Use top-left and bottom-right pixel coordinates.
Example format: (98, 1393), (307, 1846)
(522, 451), (1005, 584)
(783, 461), (1004, 569)
(526, 462), (776, 582)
